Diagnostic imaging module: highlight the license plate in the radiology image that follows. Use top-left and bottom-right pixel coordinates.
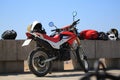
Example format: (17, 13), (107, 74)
(22, 39), (32, 46)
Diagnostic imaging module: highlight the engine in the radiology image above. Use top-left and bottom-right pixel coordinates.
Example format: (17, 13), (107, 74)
(59, 43), (71, 61)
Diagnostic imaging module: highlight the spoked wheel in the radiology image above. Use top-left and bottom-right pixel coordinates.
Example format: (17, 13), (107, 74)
(28, 48), (52, 77)
(76, 46), (89, 72)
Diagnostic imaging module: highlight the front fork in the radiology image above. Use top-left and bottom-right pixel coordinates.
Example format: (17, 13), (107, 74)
(71, 37), (87, 60)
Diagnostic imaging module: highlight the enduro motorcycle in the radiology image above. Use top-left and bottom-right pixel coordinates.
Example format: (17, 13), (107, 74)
(22, 12), (89, 77)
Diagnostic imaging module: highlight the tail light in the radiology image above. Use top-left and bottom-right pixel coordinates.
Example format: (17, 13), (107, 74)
(26, 32), (34, 39)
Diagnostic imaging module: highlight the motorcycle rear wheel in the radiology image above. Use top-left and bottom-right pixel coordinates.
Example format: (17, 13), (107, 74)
(76, 46), (89, 72)
(28, 48), (52, 77)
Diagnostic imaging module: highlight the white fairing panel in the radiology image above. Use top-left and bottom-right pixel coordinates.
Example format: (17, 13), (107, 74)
(38, 34), (70, 49)
(45, 38), (70, 49)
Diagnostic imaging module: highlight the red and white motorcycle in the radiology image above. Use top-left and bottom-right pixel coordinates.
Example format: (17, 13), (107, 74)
(22, 12), (89, 77)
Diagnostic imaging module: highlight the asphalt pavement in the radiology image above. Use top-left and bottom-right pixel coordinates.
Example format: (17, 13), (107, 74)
(0, 70), (120, 80)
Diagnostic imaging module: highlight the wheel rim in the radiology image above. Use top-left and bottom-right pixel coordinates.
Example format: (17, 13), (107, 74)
(32, 51), (50, 73)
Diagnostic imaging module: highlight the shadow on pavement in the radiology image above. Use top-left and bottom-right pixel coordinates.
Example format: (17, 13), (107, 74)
(0, 72), (31, 76)
(46, 73), (84, 78)
(46, 71), (84, 78)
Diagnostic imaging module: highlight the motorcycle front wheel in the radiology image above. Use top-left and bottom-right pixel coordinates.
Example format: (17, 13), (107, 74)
(28, 48), (52, 77)
(76, 46), (89, 72)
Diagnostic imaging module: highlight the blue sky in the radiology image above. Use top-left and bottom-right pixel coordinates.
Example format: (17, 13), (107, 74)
(0, 0), (120, 39)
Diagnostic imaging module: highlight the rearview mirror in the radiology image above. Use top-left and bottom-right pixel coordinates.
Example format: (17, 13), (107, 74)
(72, 11), (77, 17)
(49, 22), (54, 27)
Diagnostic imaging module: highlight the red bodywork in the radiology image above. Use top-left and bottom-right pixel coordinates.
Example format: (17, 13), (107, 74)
(26, 25), (77, 45)
(26, 30), (77, 45)
(42, 34), (60, 43)
(60, 31), (77, 45)
(26, 32), (60, 43)
(38, 31), (76, 45)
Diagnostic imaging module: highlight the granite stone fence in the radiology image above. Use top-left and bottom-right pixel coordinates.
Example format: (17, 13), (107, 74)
(0, 40), (120, 73)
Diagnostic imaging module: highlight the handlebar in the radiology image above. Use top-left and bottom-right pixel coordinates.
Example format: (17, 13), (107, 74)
(51, 19), (80, 32)
(72, 19), (80, 26)
(51, 29), (62, 32)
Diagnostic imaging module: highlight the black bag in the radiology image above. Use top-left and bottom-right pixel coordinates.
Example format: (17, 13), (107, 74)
(98, 32), (108, 40)
(1, 30), (17, 40)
